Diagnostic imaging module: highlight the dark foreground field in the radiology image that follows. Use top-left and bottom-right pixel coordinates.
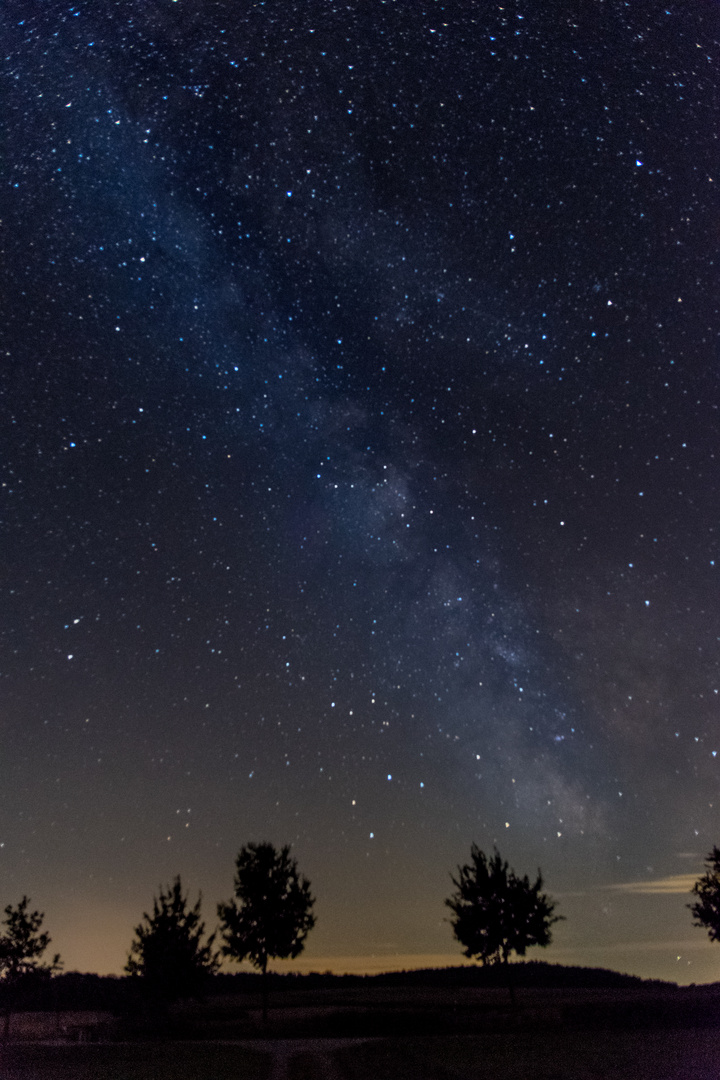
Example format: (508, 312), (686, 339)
(3, 1029), (720, 1080)
(3, 975), (720, 1079)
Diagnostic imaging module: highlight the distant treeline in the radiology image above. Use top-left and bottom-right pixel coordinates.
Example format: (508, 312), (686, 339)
(0, 961), (683, 1013)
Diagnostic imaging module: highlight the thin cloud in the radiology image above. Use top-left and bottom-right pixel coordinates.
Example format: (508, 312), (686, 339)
(608, 874), (698, 895)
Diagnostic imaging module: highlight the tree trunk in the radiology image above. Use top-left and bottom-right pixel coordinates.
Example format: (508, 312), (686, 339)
(261, 957), (268, 1024)
(503, 955), (517, 1009)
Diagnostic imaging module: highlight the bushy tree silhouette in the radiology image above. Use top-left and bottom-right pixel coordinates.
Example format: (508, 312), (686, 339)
(218, 842), (315, 1020)
(689, 846), (720, 942)
(126, 876), (219, 1004)
(446, 845), (560, 1003)
(0, 897), (61, 1041)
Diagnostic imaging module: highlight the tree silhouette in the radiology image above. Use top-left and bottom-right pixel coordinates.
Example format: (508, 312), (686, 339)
(126, 876), (219, 1004)
(0, 897), (61, 1041)
(218, 841), (316, 1021)
(446, 845), (561, 1003)
(689, 846), (720, 942)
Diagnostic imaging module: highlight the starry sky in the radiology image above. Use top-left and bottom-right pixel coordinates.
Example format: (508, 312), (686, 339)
(2, 1), (719, 984)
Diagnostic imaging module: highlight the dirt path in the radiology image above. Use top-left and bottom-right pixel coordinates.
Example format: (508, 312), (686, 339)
(259, 1037), (370, 1080)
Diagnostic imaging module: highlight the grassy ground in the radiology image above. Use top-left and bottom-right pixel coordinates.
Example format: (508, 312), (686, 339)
(5, 986), (720, 1078)
(0, 1043), (271, 1080)
(4, 1031), (720, 1080)
(333, 1030), (720, 1080)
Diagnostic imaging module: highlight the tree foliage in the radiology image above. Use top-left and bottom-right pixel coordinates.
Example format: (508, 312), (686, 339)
(689, 846), (720, 942)
(0, 897), (61, 985)
(0, 897), (61, 1041)
(126, 876), (219, 1001)
(446, 845), (561, 968)
(218, 841), (316, 975)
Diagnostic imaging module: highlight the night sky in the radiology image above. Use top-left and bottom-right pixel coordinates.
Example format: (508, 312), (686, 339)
(2, 1), (719, 984)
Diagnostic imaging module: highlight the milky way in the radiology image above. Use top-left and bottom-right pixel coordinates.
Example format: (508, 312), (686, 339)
(2, 1), (718, 980)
